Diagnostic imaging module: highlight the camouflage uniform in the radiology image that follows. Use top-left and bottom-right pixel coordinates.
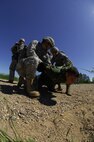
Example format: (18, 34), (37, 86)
(51, 50), (73, 67)
(16, 50), (41, 79)
(50, 49), (73, 91)
(24, 39), (55, 78)
(27, 40), (51, 64)
(16, 37), (55, 97)
(38, 64), (79, 95)
(9, 40), (26, 83)
(16, 53), (41, 95)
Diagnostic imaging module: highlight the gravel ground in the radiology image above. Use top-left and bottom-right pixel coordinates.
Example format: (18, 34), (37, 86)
(0, 79), (94, 142)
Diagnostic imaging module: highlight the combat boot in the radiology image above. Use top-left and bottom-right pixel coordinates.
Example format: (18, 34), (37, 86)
(17, 76), (25, 88)
(65, 84), (71, 96)
(26, 78), (40, 97)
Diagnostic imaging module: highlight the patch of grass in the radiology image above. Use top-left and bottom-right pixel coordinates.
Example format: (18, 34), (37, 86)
(0, 73), (18, 81)
(0, 130), (36, 142)
(0, 99), (36, 142)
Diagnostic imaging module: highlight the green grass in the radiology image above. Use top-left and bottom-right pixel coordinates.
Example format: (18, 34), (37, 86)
(0, 73), (18, 81)
(0, 130), (36, 142)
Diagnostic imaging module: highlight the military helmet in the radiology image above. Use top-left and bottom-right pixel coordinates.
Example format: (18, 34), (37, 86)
(19, 38), (25, 42)
(50, 47), (59, 54)
(43, 36), (55, 47)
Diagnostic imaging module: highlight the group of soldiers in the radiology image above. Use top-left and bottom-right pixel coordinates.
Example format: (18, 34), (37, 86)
(8, 36), (79, 97)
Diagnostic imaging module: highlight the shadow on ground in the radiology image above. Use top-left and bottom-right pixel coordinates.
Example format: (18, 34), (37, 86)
(38, 87), (57, 106)
(0, 79), (17, 84)
(0, 84), (14, 95)
(0, 79), (26, 96)
(0, 82), (57, 106)
(0, 84), (26, 95)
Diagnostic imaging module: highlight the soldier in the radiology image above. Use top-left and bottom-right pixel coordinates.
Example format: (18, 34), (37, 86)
(16, 36), (55, 97)
(38, 63), (79, 96)
(50, 47), (73, 67)
(50, 47), (73, 91)
(27, 37), (55, 64)
(8, 38), (26, 83)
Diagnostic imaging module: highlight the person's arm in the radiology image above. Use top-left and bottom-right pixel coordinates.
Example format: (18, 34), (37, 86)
(27, 40), (38, 57)
(11, 44), (18, 54)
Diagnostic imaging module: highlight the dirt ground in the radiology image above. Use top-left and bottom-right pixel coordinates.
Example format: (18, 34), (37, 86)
(0, 79), (94, 142)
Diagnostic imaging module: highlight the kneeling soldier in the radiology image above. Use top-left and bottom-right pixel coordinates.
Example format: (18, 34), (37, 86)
(38, 63), (79, 96)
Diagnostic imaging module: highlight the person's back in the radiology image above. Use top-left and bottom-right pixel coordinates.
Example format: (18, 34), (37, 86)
(27, 40), (38, 57)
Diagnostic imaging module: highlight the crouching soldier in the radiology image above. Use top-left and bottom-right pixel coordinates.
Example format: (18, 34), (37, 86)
(50, 47), (73, 91)
(16, 50), (41, 97)
(37, 63), (79, 96)
(16, 36), (56, 97)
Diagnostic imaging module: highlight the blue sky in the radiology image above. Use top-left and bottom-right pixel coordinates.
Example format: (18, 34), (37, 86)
(0, 0), (94, 79)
